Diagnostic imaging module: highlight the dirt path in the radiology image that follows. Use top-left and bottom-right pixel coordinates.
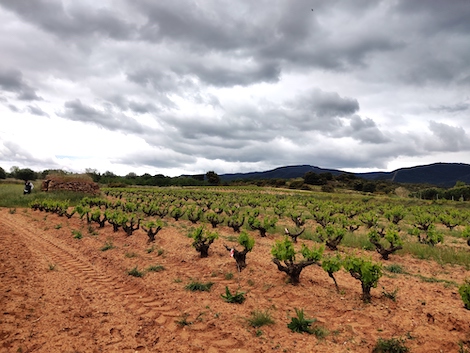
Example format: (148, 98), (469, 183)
(1, 208), (469, 352)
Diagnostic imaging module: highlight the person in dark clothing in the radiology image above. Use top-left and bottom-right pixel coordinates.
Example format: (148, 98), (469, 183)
(24, 180), (33, 195)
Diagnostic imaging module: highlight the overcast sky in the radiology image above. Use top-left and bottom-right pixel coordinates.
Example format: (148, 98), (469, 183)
(1, 0), (469, 177)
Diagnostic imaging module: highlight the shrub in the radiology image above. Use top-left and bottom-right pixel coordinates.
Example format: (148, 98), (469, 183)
(147, 265), (165, 272)
(384, 264), (405, 274)
(458, 279), (470, 310)
(127, 266), (144, 278)
(343, 255), (382, 303)
(224, 231), (255, 271)
(185, 281), (214, 292)
(247, 310), (275, 328)
(372, 337), (409, 353)
(72, 229), (82, 239)
(100, 240), (115, 251)
(368, 227), (403, 260)
(190, 226), (219, 258)
(221, 286), (246, 304)
(321, 253), (343, 292)
(287, 308), (327, 338)
(271, 237), (324, 285)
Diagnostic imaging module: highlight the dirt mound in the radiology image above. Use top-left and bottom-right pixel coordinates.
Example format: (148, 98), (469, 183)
(42, 174), (100, 194)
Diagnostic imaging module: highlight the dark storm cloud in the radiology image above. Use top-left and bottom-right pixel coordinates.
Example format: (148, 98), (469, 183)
(0, 67), (42, 101)
(60, 99), (148, 134)
(394, 0), (470, 35)
(150, 88), (360, 150)
(0, 0), (136, 40)
(1, 0), (470, 174)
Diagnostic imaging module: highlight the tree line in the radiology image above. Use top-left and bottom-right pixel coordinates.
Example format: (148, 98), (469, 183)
(1, 165), (468, 200)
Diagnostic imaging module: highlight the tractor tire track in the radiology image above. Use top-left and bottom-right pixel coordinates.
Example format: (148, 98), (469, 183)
(1, 212), (247, 352)
(1, 214), (173, 321)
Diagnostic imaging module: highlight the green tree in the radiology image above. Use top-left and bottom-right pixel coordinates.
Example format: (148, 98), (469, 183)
(0, 166), (6, 179)
(206, 171), (221, 185)
(16, 168), (37, 181)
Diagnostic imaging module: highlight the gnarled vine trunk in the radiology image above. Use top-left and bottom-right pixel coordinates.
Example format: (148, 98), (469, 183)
(272, 258), (316, 285)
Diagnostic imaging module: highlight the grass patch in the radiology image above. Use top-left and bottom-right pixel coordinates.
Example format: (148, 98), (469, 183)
(415, 274), (457, 287)
(0, 183), (87, 208)
(221, 286), (246, 304)
(372, 337), (409, 353)
(403, 241), (470, 268)
(223, 235), (239, 242)
(224, 272), (234, 280)
(72, 229), (82, 239)
(125, 252), (138, 258)
(384, 264), (406, 274)
(100, 240), (115, 251)
(185, 281), (214, 292)
(342, 231), (374, 251)
(147, 264), (165, 272)
(287, 308), (327, 338)
(175, 313), (192, 326)
(127, 266), (144, 277)
(381, 286), (399, 301)
(87, 225), (98, 235)
(247, 309), (275, 328)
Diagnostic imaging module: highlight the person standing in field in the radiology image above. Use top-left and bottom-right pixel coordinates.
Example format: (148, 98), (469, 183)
(23, 180), (33, 195)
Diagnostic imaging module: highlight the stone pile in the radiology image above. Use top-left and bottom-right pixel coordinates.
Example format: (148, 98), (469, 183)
(42, 179), (100, 194)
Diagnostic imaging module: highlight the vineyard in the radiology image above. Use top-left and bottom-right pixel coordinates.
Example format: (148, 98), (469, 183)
(1, 185), (470, 352)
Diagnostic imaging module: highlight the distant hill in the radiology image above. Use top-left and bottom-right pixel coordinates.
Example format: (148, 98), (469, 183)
(219, 162), (470, 187)
(219, 165), (343, 181)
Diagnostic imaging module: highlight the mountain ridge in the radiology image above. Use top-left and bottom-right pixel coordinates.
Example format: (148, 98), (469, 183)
(218, 162), (470, 187)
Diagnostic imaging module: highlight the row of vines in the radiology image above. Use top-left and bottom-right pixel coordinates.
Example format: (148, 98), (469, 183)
(29, 187), (470, 308)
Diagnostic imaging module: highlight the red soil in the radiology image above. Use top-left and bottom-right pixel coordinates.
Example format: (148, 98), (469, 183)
(0, 208), (469, 352)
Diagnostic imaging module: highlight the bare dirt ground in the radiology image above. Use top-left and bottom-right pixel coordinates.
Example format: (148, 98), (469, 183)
(1, 208), (469, 353)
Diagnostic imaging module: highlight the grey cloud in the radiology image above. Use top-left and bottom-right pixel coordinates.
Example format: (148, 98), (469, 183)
(299, 89), (359, 118)
(8, 104), (20, 112)
(150, 88), (359, 151)
(342, 115), (390, 144)
(18, 88), (43, 101)
(104, 95), (160, 115)
(185, 60), (281, 87)
(395, 0), (470, 35)
(0, 0), (137, 40)
(60, 99), (147, 134)
(0, 140), (58, 167)
(128, 101), (159, 114)
(427, 121), (470, 152)
(0, 67), (42, 101)
(430, 103), (469, 113)
(113, 150), (196, 170)
(27, 105), (49, 117)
